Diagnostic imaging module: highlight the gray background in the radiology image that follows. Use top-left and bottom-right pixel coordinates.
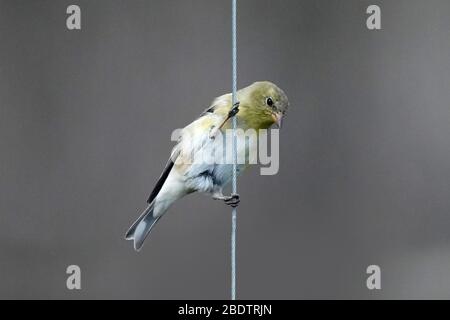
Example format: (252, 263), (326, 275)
(1, 0), (450, 299)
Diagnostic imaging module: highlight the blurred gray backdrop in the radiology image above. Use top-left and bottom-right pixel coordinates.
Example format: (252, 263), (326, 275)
(1, 0), (450, 299)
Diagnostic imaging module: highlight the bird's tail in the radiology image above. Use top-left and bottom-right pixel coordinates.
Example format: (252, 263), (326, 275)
(125, 201), (160, 251)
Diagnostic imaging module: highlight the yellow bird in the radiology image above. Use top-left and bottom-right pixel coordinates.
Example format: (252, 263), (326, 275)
(125, 81), (289, 251)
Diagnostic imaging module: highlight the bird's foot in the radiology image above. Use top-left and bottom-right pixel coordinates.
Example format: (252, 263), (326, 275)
(213, 192), (240, 207)
(224, 193), (240, 208)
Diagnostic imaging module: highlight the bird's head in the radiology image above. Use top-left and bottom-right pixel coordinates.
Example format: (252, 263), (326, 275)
(238, 81), (289, 129)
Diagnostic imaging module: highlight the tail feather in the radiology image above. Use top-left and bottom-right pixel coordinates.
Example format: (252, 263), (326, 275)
(125, 201), (161, 251)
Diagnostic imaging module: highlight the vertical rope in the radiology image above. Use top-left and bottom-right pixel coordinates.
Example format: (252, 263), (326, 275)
(231, 0), (238, 301)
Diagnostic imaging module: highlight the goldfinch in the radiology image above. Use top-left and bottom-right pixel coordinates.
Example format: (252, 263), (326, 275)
(125, 81), (289, 251)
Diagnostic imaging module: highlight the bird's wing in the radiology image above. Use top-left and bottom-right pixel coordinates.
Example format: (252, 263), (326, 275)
(147, 96), (231, 202)
(173, 96), (234, 187)
(199, 93), (231, 117)
(176, 114), (221, 168)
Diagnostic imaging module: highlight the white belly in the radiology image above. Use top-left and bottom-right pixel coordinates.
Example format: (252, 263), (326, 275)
(184, 131), (256, 193)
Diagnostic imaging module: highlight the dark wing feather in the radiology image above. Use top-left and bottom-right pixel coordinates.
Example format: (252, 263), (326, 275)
(147, 159), (175, 204)
(198, 105), (217, 117)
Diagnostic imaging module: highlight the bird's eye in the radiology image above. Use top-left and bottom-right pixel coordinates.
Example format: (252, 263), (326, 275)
(266, 97), (274, 107)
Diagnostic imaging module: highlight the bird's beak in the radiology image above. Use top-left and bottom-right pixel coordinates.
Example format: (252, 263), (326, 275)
(272, 112), (284, 129)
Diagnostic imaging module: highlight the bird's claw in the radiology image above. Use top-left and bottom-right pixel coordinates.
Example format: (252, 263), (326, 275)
(209, 102), (240, 140)
(224, 193), (240, 208)
(228, 102), (240, 118)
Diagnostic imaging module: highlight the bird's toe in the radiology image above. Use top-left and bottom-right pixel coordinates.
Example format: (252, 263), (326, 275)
(224, 193), (240, 207)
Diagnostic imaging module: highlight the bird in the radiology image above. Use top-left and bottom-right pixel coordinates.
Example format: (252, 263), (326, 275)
(125, 81), (289, 251)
